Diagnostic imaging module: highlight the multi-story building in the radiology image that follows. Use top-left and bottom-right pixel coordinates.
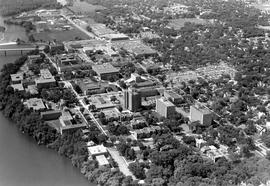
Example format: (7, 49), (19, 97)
(156, 97), (175, 118)
(35, 69), (56, 89)
(92, 63), (119, 80)
(190, 104), (213, 126)
(124, 89), (141, 112)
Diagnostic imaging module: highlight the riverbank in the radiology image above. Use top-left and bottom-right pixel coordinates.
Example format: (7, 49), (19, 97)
(0, 55), (134, 186)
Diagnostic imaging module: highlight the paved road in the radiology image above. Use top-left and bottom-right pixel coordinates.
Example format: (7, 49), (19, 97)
(42, 52), (58, 71)
(107, 148), (136, 180)
(79, 99), (108, 136)
(61, 14), (96, 39)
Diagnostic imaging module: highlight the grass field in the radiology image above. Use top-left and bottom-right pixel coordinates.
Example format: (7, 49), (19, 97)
(68, 0), (105, 15)
(0, 0), (58, 16)
(33, 28), (90, 42)
(168, 18), (209, 30)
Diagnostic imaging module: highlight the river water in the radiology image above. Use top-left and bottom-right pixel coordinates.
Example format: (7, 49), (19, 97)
(0, 15), (93, 186)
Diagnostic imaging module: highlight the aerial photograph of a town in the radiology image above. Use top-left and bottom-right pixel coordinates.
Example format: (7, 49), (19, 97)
(2, 0), (270, 186)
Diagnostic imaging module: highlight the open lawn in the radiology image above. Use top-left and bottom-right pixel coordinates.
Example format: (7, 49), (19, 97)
(168, 18), (209, 30)
(68, 0), (105, 15)
(33, 28), (90, 42)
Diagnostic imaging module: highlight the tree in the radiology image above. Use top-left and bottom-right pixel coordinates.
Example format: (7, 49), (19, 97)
(182, 136), (196, 147)
(128, 162), (146, 179)
(266, 151), (270, 161)
(97, 134), (108, 144)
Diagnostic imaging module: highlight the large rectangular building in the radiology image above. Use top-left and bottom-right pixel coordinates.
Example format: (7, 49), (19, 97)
(90, 23), (116, 37)
(190, 104), (213, 126)
(35, 69), (56, 89)
(156, 98), (175, 118)
(92, 63), (119, 80)
(164, 90), (182, 104)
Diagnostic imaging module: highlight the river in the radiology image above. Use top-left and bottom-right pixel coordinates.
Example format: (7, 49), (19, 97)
(0, 15), (94, 186)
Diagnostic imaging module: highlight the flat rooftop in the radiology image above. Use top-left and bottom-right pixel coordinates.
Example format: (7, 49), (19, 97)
(157, 97), (175, 107)
(25, 98), (46, 110)
(88, 145), (107, 155)
(11, 84), (24, 91)
(112, 39), (157, 56)
(191, 104), (212, 114)
(102, 33), (129, 40)
(10, 73), (23, 82)
(91, 23), (116, 36)
(63, 39), (107, 49)
(165, 90), (182, 99)
(96, 155), (109, 166)
(92, 63), (119, 75)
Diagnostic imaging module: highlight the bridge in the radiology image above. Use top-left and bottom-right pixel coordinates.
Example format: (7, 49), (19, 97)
(0, 47), (44, 56)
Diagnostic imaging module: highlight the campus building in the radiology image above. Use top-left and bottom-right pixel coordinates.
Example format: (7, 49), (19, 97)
(24, 98), (46, 111)
(92, 63), (119, 80)
(156, 97), (175, 118)
(124, 89), (141, 112)
(88, 145), (108, 158)
(56, 53), (92, 72)
(10, 73), (24, 84)
(35, 69), (56, 89)
(190, 104), (213, 125)
(164, 90), (182, 104)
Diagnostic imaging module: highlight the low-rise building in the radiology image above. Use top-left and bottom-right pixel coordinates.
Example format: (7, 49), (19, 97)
(164, 90), (182, 104)
(41, 110), (62, 121)
(96, 155), (110, 166)
(11, 84), (24, 92)
(88, 145), (108, 158)
(56, 53), (92, 72)
(90, 23), (116, 37)
(10, 73), (24, 84)
(156, 98), (175, 118)
(112, 40), (158, 58)
(92, 63), (119, 80)
(25, 98), (46, 111)
(28, 55), (42, 63)
(102, 33), (129, 41)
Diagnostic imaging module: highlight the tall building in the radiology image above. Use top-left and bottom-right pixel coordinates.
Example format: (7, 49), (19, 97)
(190, 104), (213, 125)
(124, 89), (141, 112)
(156, 98), (175, 118)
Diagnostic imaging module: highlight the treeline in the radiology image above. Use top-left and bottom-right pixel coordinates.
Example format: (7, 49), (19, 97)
(0, 0), (62, 16)
(0, 54), (138, 185)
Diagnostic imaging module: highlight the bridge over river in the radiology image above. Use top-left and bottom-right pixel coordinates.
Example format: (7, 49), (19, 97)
(0, 42), (45, 56)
